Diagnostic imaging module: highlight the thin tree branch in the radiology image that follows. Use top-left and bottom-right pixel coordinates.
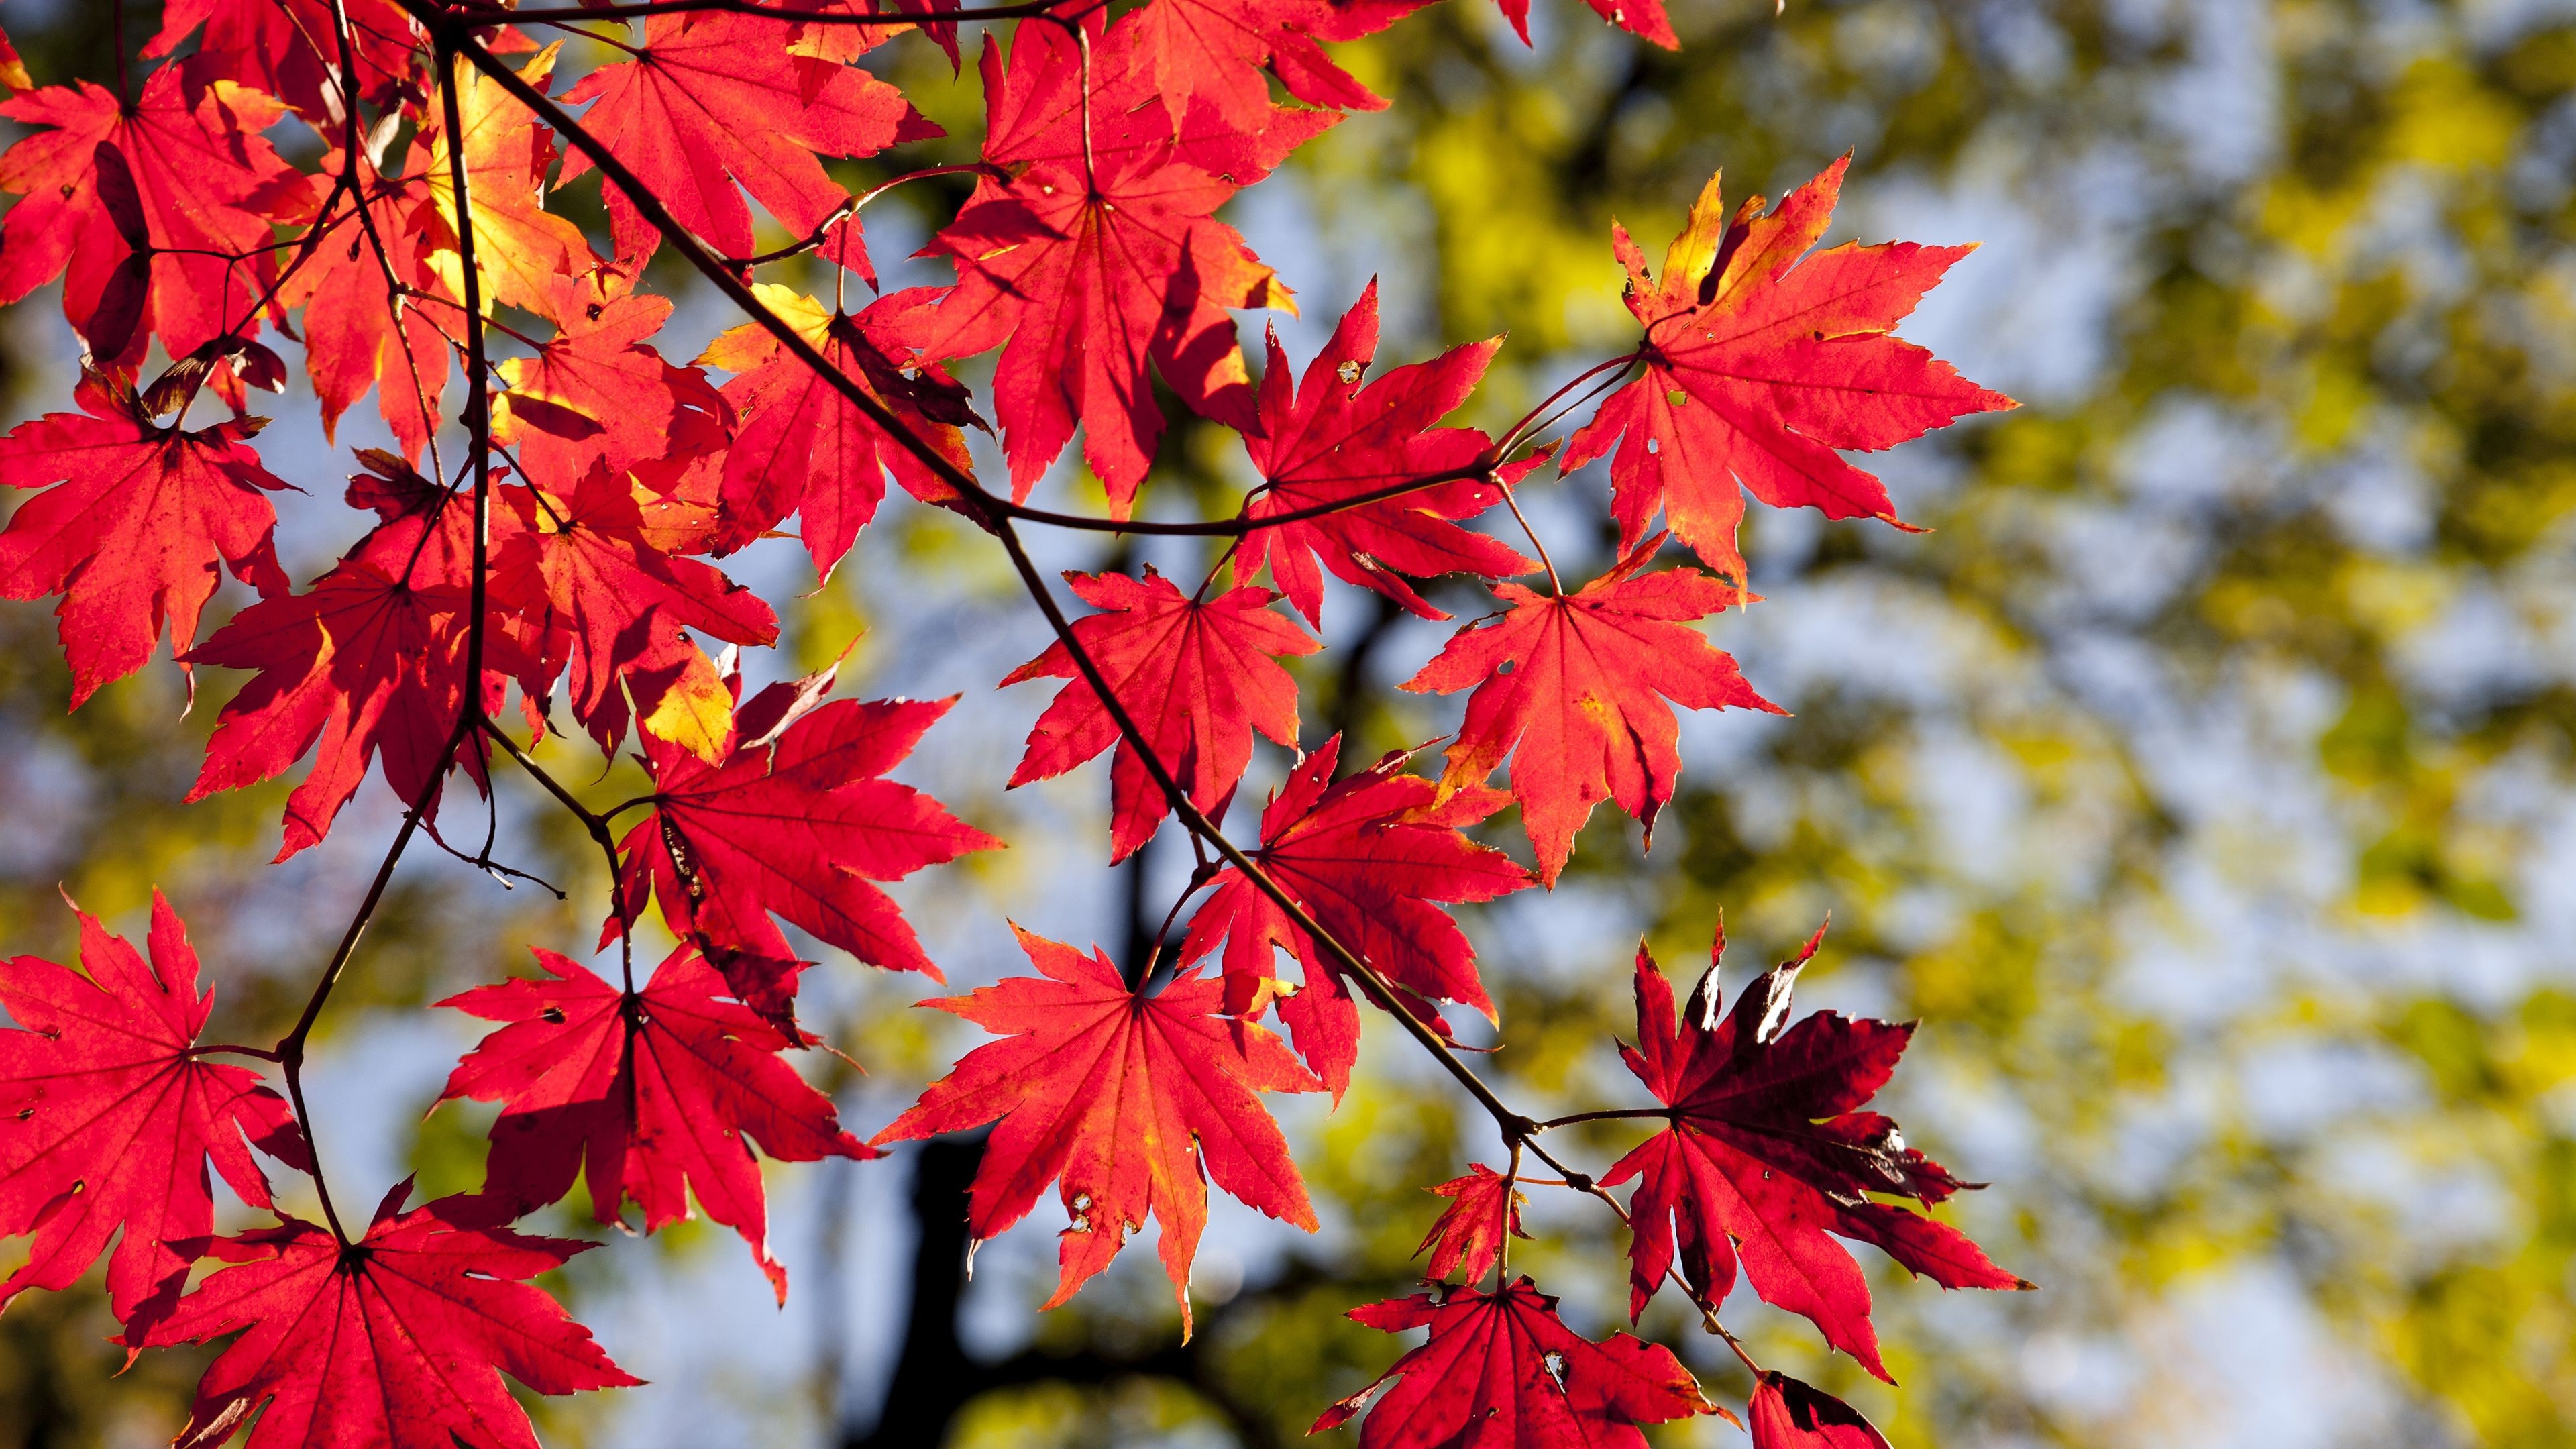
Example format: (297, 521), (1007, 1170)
(419, 7), (1764, 1379)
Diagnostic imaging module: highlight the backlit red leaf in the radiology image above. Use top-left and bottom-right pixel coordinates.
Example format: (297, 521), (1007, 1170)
(185, 462), (528, 859)
(1562, 158), (2014, 584)
(559, 11), (932, 264)
(1750, 1371), (1894, 1449)
(1002, 568), (1319, 862)
(697, 284), (979, 578)
(0, 68), (296, 362)
(1238, 280), (1533, 626)
(283, 160), (456, 462)
(0, 893), (307, 1325)
(1178, 737), (1530, 1095)
(494, 461), (778, 757)
(495, 270), (731, 494)
(438, 945), (868, 1302)
(137, 1186), (638, 1449)
(873, 21), (1305, 513)
(1112, 0), (1387, 131)
(1314, 1279), (1713, 1448)
(873, 926), (1320, 1336)
(1403, 533), (1781, 885)
(1417, 1163), (1528, 1285)
(148, 0), (419, 125)
(611, 676), (1000, 992)
(0, 380), (289, 706)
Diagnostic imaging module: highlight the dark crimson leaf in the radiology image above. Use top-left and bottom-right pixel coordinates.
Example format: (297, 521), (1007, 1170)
(1604, 924), (2029, 1380)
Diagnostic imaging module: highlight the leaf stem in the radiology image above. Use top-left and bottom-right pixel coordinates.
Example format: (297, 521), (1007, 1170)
(1534, 1106), (1674, 1129)
(1497, 480), (1561, 594)
(726, 164), (1002, 269)
(194, 1043), (284, 1063)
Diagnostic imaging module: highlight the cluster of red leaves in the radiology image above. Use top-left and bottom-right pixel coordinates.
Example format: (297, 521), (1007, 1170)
(0, 0), (2020, 1442)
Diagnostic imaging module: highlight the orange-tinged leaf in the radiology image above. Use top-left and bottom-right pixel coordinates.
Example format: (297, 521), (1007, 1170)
(492, 461), (777, 758)
(416, 45), (598, 316)
(1002, 568), (1319, 861)
(0, 382), (290, 707)
(1563, 158), (2015, 583)
(873, 926), (1321, 1338)
(1417, 1164), (1528, 1285)
(1403, 533), (1782, 885)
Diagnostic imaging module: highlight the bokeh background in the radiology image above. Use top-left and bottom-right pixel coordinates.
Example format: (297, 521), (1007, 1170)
(3, 0), (2575, 1444)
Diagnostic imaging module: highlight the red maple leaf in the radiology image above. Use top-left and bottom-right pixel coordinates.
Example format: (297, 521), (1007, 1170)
(611, 673), (1000, 996)
(1238, 280), (1534, 627)
(1178, 737), (1530, 1095)
(136, 1185), (639, 1449)
(1751, 1371), (1892, 1449)
(1487, 0), (1678, 48)
(148, 0), (419, 125)
(697, 284), (979, 578)
(875, 21), (1306, 513)
(1313, 1279), (1714, 1448)
(494, 460), (778, 758)
(411, 44), (602, 320)
(284, 159), (456, 462)
(873, 926), (1320, 1336)
(437, 945), (869, 1303)
(1562, 158), (2015, 584)
(1603, 925), (2027, 1380)
(559, 10), (933, 264)
(1402, 533), (1782, 885)
(186, 462), (529, 859)
(1417, 1163), (1528, 1285)
(0, 892), (307, 1326)
(495, 270), (731, 494)
(0, 67), (296, 363)
(1002, 568), (1319, 862)
(1111, 0), (1388, 133)
(0, 376), (290, 707)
